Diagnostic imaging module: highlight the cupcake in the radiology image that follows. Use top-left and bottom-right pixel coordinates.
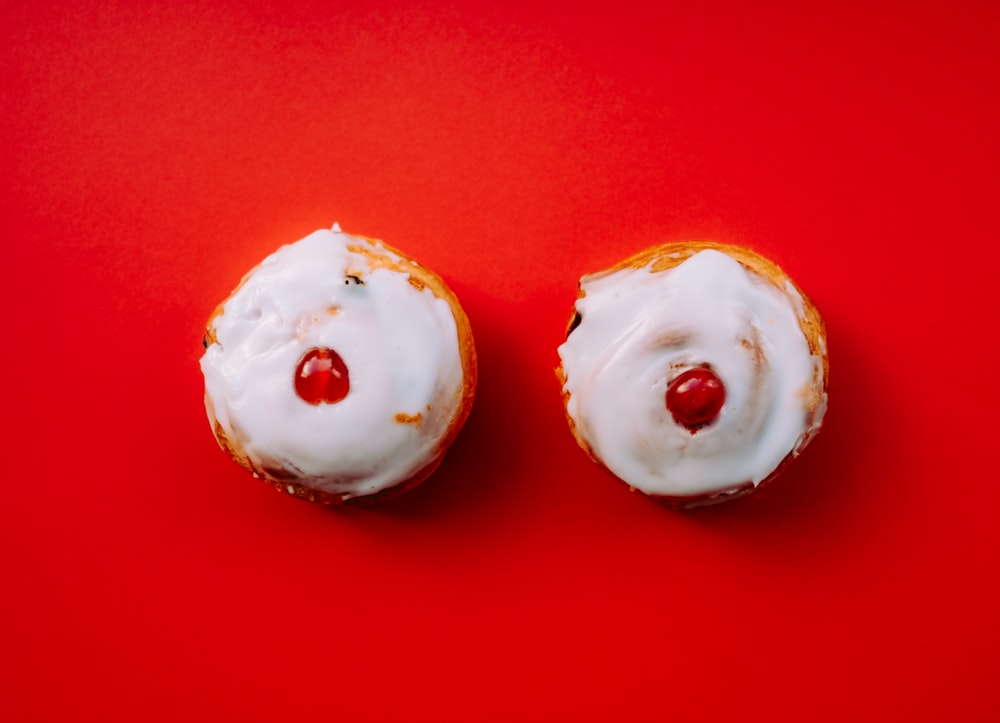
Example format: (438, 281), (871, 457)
(201, 224), (477, 504)
(557, 242), (828, 505)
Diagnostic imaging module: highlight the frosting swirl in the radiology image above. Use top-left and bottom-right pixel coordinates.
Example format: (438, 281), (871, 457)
(558, 248), (827, 500)
(201, 227), (471, 501)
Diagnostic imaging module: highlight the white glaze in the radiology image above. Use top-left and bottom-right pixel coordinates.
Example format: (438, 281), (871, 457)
(201, 227), (466, 499)
(557, 249), (826, 499)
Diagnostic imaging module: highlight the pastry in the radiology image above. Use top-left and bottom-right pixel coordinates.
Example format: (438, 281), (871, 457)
(201, 224), (477, 504)
(556, 242), (828, 505)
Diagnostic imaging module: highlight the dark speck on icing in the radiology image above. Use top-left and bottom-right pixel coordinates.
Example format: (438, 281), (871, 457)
(567, 311), (583, 337)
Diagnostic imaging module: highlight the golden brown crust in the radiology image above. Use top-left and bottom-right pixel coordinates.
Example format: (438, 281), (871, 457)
(557, 241), (828, 505)
(203, 232), (477, 506)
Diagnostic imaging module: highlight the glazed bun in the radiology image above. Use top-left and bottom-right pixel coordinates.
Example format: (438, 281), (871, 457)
(201, 225), (476, 504)
(557, 242), (828, 505)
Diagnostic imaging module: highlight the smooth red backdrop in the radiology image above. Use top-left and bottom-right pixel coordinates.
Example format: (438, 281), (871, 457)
(3, 1), (998, 721)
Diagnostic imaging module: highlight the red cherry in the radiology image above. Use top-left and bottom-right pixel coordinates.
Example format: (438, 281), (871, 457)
(294, 348), (350, 405)
(666, 367), (725, 430)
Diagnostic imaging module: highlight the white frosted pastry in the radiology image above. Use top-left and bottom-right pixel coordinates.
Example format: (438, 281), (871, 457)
(557, 242), (828, 505)
(201, 225), (477, 504)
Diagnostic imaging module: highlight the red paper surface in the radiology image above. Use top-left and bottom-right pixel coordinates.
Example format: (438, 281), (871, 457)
(3, 1), (998, 720)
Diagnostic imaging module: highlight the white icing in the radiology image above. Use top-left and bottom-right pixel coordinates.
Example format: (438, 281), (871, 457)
(201, 227), (466, 499)
(557, 249), (826, 498)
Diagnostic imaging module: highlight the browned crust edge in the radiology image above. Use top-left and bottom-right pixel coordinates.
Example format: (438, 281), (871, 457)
(203, 230), (477, 506)
(555, 241), (829, 507)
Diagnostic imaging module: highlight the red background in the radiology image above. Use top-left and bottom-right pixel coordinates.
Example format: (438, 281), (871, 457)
(3, 1), (998, 720)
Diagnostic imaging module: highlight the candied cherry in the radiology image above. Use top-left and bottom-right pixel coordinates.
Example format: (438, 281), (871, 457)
(666, 367), (725, 430)
(294, 348), (350, 405)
